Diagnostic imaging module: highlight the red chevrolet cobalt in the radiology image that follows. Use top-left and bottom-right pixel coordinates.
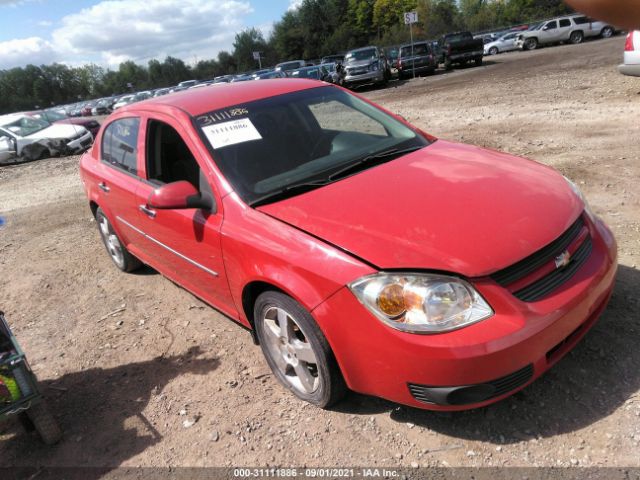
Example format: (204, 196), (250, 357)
(80, 80), (617, 410)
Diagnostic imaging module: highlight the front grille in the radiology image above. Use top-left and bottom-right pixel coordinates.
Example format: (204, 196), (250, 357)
(490, 215), (592, 302)
(408, 364), (534, 406)
(514, 236), (592, 302)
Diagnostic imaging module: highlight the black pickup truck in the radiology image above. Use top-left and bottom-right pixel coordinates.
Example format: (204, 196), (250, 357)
(436, 31), (484, 69)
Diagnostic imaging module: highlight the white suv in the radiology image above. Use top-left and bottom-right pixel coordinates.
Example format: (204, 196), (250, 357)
(619, 31), (640, 76)
(515, 15), (615, 50)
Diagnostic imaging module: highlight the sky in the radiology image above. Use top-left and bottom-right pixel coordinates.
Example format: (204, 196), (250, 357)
(0, 0), (304, 69)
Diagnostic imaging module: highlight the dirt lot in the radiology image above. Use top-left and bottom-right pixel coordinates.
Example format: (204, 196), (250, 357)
(1, 36), (639, 472)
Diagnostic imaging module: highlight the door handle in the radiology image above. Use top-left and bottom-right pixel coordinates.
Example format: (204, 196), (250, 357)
(139, 205), (156, 218)
(98, 182), (110, 193)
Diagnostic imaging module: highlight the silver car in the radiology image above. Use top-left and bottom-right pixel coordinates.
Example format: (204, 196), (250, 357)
(0, 114), (92, 163)
(484, 32), (519, 55)
(343, 46), (390, 88)
(516, 14), (615, 50)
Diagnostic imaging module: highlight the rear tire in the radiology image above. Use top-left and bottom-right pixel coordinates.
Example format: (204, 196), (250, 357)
(570, 31), (584, 44)
(254, 291), (347, 408)
(601, 26), (614, 38)
(444, 58), (452, 70)
(474, 57), (483, 67)
(27, 402), (62, 445)
(95, 207), (142, 272)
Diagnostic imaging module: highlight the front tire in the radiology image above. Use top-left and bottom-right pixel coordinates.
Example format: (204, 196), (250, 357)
(489, 47), (498, 55)
(254, 291), (347, 408)
(524, 38), (538, 50)
(95, 207), (141, 272)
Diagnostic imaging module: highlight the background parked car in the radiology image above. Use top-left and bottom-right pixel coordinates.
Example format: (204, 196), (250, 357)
(275, 60), (307, 72)
(91, 98), (113, 116)
(484, 32), (519, 55)
(436, 31), (484, 69)
(619, 31), (640, 76)
(30, 109), (100, 138)
(343, 46), (391, 89)
(320, 54), (344, 64)
(113, 95), (135, 110)
(254, 70), (288, 80)
(397, 41), (436, 79)
(0, 114), (92, 162)
(516, 14), (615, 50)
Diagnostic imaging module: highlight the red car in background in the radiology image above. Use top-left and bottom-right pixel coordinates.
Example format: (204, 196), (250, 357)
(80, 80), (617, 410)
(30, 109), (100, 139)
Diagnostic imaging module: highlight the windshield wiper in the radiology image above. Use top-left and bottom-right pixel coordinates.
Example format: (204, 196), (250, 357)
(250, 180), (331, 207)
(250, 145), (425, 207)
(328, 145), (425, 182)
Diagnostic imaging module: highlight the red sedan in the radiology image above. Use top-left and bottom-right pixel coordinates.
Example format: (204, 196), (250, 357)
(79, 80), (617, 410)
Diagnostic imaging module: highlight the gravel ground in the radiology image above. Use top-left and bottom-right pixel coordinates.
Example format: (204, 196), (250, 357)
(1, 36), (639, 472)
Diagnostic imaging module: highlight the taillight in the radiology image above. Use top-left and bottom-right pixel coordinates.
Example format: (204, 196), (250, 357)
(624, 32), (635, 51)
(398, 58), (402, 68)
(447, 44), (452, 55)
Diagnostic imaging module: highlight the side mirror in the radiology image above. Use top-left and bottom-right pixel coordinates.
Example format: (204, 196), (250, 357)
(542, 25), (549, 30)
(148, 181), (214, 211)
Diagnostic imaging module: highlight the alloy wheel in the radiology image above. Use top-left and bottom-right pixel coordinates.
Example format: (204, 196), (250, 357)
(98, 216), (125, 269)
(262, 306), (320, 394)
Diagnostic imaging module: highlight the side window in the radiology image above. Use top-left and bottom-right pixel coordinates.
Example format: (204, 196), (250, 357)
(573, 16), (593, 24)
(546, 21), (558, 30)
(102, 118), (140, 175)
(559, 19), (571, 27)
(146, 120), (201, 189)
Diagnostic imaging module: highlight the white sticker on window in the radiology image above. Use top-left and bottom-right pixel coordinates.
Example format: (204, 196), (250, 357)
(202, 118), (262, 149)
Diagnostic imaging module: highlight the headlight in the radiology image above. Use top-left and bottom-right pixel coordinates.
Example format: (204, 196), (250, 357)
(564, 176), (595, 220)
(369, 61), (379, 72)
(349, 273), (493, 334)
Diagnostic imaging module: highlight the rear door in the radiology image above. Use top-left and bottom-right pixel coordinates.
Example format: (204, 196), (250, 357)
(501, 33), (517, 51)
(96, 117), (147, 253)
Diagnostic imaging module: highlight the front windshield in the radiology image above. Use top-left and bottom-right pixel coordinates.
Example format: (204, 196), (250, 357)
(345, 49), (377, 62)
(0, 117), (50, 137)
(194, 86), (429, 205)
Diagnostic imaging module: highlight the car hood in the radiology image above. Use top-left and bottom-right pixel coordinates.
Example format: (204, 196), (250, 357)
(258, 140), (582, 277)
(27, 123), (86, 140)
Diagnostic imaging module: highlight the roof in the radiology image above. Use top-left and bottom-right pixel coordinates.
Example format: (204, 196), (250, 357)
(119, 78), (325, 117)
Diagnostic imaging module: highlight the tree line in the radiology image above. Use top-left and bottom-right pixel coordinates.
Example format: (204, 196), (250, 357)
(0, 0), (572, 114)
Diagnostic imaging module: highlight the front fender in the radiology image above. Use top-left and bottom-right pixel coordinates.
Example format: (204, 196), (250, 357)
(221, 193), (375, 328)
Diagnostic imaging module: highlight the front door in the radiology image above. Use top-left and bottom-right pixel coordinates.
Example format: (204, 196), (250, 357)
(133, 115), (236, 317)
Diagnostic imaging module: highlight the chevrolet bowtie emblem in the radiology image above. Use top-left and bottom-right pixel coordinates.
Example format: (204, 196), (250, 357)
(555, 250), (571, 269)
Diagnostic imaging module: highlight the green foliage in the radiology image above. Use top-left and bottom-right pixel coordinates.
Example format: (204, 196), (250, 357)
(0, 0), (572, 114)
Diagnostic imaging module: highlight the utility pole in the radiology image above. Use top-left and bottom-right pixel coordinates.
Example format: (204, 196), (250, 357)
(404, 11), (419, 79)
